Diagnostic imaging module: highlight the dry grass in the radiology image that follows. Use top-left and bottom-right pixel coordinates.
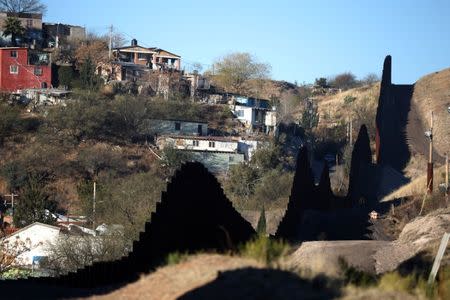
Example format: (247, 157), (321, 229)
(89, 254), (263, 300)
(316, 83), (380, 125)
(382, 165), (446, 202)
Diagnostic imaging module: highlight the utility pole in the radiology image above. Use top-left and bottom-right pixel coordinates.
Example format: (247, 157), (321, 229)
(347, 118), (353, 145)
(445, 152), (449, 198)
(427, 111), (434, 194)
(92, 181), (96, 230)
(108, 25), (113, 59)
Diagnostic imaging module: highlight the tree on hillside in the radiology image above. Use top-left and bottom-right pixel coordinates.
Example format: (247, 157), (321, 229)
(79, 56), (99, 90)
(256, 206), (266, 235)
(0, 0), (46, 13)
(329, 72), (358, 90)
(0, 103), (20, 146)
(299, 99), (319, 133)
(14, 176), (56, 227)
(314, 77), (328, 88)
(212, 52), (271, 95)
(75, 39), (109, 66)
(2, 17), (25, 46)
(57, 65), (76, 89)
(362, 73), (380, 85)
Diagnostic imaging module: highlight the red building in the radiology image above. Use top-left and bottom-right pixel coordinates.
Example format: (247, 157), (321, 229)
(0, 47), (51, 92)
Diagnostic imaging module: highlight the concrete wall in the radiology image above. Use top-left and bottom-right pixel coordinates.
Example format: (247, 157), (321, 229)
(188, 151), (244, 174)
(237, 140), (260, 160)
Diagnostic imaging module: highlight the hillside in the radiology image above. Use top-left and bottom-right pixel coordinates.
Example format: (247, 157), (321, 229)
(311, 66), (449, 183)
(408, 67), (450, 164)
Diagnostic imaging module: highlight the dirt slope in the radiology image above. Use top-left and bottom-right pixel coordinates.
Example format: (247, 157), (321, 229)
(88, 255), (262, 300)
(409, 68), (450, 160)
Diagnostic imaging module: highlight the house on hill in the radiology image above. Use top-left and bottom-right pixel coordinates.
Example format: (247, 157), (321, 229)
(1, 222), (60, 268)
(0, 47), (51, 92)
(0, 12), (43, 46)
(156, 135), (262, 160)
(42, 22), (86, 48)
(112, 39), (181, 71)
(144, 119), (208, 137)
(230, 95), (277, 134)
(156, 135), (264, 173)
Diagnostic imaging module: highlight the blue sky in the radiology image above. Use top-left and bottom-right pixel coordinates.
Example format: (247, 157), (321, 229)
(42, 0), (450, 84)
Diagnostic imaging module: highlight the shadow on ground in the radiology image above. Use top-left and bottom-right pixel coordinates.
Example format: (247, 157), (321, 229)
(177, 267), (341, 300)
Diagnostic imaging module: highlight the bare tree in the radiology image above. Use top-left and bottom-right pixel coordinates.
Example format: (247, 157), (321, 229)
(329, 72), (358, 90)
(0, 0), (47, 14)
(43, 232), (128, 275)
(0, 237), (33, 278)
(362, 73), (380, 85)
(212, 52), (271, 95)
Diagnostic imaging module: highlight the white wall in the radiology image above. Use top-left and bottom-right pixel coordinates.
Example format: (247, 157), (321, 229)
(158, 137), (238, 153)
(232, 105), (254, 127)
(238, 140), (260, 160)
(265, 111), (277, 127)
(2, 223), (60, 267)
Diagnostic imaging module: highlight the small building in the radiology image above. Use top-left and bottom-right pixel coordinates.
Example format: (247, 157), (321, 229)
(0, 12), (42, 45)
(98, 61), (152, 82)
(230, 95), (277, 133)
(183, 72), (211, 98)
(0, 47), (51, 92)
(157, 135), (262, 160)
(157, 135), (239, 153)
(113, 39), (181, 71)
(144, 119), (208, 137)
(42, 23), (86, 48)
(1, 222), (60, 268)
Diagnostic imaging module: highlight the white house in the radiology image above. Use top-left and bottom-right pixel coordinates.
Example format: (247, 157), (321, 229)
(1, 222), (61, 268)
(156, 135), (263, 160)
(157, 135), (238, 153)
(230, 96), (277, 133)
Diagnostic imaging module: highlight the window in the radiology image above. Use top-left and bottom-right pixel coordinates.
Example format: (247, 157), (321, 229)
(175, 122), (181, 131)
(34, 67), (42, 76)
(209, 141), (215, 148)
(236, 110), (244, 117)
(192, 140), (199, 146)
(26, 19), (33, 28)
(229, 156), (234, 162)
(9, 65), (18, 74)
(10, 51), (17, 58)
(137, 53), (147, 60)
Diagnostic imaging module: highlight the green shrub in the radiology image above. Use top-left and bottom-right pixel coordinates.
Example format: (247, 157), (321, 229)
(344, 95), (356, 105)
(338, 257), (377, 287)
(165, 252), (189, 266)
(240, 234), (289, 265)
(256, 206), (267, 235)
